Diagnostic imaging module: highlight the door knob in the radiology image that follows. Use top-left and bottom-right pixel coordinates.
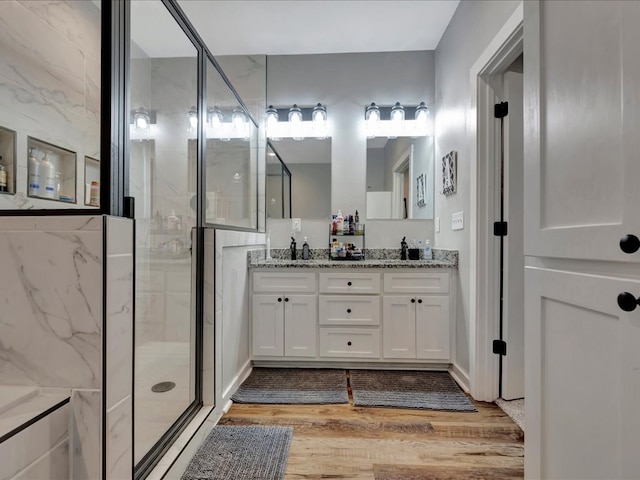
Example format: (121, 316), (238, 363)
(620, 234), (640, 254)
(347, 281), (352, 286)
(418, 299), (423, 304)
(411, 298), (416, 303)
(277, 297), (282, 302)
(617, 292), (640, 312)
(347, 341), (352, 346)
(347, 308), (352, 313)
(285, 297), (289, 302)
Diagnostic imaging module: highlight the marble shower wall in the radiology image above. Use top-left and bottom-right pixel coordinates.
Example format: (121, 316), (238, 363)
(0, 1), (101, 210)
(0, 215), (135, 480)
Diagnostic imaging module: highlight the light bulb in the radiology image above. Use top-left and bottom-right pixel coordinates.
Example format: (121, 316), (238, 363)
(208, 107), (223, 128)
(365, 102), (380, 138)
(289, 104), (304, 141)
(415, 101), (429, 129)
(188, 106), (198, 130)
(232, 172), (242, 183)
(390, 102), (405, 124)
(232, 107), (247, 130)
(312, 103), (327, 139)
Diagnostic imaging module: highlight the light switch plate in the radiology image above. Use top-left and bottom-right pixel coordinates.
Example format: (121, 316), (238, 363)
(292, 218), (301, 232)
(452, 211), (464, 231)
(435, 217), (440, 233)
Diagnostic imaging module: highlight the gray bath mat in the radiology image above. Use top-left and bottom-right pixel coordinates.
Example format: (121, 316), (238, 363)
(231, 368), (349, 404)
(181, 425), (292, 480)
(350, 370), (476, 411)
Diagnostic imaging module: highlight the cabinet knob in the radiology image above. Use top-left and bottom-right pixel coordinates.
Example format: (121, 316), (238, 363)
(347, 281), (352, 286)
(418, 299), (423, 304)
(277, 297), (282, 302)
(618, 292), (640, 312)
(347, 341), (352, 346)
(285, 297), (289, 302)
(620, 234), (640, 254)
(411, 298), (416, 303)
(347, 308), (352, 314)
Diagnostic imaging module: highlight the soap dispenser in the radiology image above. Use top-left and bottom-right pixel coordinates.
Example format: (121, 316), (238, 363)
(401, 236), (408, 260)
(290, 236), (297, 260)
(302, 236), (310, 260)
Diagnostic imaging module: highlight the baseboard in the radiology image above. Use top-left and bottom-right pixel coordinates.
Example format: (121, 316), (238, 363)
(221, 359), (252, 401)
(252, 360), (451, 371)
(449, 362), (471, 393)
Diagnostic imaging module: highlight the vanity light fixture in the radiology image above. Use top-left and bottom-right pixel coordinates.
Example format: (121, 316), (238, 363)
(188, 106), (198, 131)
(288, 104), (304, 141)
(364, 102), (429, 138)
(132, 106), (152, 131)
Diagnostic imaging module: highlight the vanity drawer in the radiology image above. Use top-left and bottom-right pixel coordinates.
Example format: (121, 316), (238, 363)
(319, 272), (381, 294)
(319, 327), (381, 358)
(319, 295), (380, 326)
(253, 271), (317, 293)
(383, 272), (450, 294)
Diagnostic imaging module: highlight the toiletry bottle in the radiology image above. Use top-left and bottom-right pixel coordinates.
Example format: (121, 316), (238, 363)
(167, 209), (179, 231)
(401, 236), (408, 260)
(349, 215), (355, 234)
(28, 148), (41, 197)
(302, 236), (310, 260)
(290, 236), (297, 260)
(0, 157), (6, 192)
(424, 239), (433, 260)
(266, 230), (272, 260)
(355, 210), (359, 223)
(336, 210), (344, 234)
(40, 152), (56, 198)
(54, 172), (62, 199)
(89, 181), (100, 206)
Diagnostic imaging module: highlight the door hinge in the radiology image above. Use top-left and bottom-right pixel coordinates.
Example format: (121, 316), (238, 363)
(494, 101), (509, 119)
(493, 339), (507, 356)
(493, 221), (508, 236)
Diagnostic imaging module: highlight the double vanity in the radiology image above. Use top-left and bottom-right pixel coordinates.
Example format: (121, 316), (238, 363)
(249, 249), (458, 367)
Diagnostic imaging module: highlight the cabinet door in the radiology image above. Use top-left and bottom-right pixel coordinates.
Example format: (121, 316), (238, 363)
(416, 296), (450, 360)
(252, 294), (284, 356)
(284, 294), (317, 357)
(382, 296), (416, 359)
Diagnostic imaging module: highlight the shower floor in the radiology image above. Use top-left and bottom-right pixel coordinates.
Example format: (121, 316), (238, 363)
(135, 341), (193, 464)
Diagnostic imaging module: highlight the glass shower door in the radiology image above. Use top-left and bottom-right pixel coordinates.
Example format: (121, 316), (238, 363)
(129, 0), (199, 467)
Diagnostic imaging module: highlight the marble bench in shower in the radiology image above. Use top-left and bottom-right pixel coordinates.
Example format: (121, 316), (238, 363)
(0, 386), (70, 480)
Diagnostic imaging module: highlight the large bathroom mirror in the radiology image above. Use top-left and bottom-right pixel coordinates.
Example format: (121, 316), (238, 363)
(366, 136), (434, 219)
(266, 143), (291, 219)
(270, 138), (331, 219)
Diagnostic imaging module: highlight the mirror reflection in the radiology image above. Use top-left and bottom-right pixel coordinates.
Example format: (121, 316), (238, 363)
(266, 143), (291, 219)
(269, 138), (331, 219)
(366, 136), (434, 219)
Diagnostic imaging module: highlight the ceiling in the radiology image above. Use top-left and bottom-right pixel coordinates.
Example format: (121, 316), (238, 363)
(177, 0), (460, 56)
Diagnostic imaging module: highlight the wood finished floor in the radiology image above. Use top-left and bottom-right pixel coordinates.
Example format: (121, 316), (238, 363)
(219, 372), (524, 479)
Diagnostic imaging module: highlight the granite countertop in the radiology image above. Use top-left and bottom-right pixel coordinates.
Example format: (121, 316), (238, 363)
(249, 248), (458, 269)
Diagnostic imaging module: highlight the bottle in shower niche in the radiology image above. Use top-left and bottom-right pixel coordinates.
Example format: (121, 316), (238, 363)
(40, 152), (56, 199)
(89, 181), (100, 206)
(28, 148), (41, 197)
(0, 156), (7, 192)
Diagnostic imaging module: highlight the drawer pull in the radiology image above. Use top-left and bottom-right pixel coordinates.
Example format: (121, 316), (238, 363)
(418, 299), (423, 304)
(411, 298), (416, 303)
(347, 341), (352, 346)
(347, 281), (352, 286)
(347, 308), (352, 313)
(277, 297), (282, 302)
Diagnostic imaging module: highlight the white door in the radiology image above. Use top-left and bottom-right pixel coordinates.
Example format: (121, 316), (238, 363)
(284, 294), (317, 357)
(416, 296), (450, 360)
(524, 1), (640, 478)
(501, 71), (525, 400)
(382, 296), (416, 358)
(251, 294), (284, 356)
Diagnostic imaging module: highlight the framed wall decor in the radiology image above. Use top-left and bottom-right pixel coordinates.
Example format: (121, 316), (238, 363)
(441, 150), (457, 196)
(416, 173), (426, 207)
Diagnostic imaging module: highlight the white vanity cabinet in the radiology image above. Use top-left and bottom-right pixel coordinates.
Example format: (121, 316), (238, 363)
(251, 272), (317, 357)
(382, 272), (450, 360)
(318, 272), (381, 358)
(250, 266), (454, 365)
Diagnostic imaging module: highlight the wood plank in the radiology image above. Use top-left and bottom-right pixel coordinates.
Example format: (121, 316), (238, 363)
(219, 394), (524, 479)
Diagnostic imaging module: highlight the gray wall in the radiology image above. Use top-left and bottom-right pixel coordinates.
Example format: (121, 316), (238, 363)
(434, 0), (522, 377)
(289, 163), (331, 219)
(267, 51), (435, 246)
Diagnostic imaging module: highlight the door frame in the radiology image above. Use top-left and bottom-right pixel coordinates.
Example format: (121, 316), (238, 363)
(391, 146), (413, 219)
(468, 4), (523, 402)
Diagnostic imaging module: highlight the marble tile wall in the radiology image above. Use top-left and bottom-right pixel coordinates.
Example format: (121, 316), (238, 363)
(0, 1), (101, 210)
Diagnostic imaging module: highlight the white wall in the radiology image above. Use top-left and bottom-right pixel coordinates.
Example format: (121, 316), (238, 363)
(267, 51), (435, 247)
(434, 0), (522, 377)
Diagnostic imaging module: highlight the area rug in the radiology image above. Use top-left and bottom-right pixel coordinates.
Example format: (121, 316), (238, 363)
(350, 370), (476, 411)
(231, 368), (349, 404)
(181, 425), (292, 480)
